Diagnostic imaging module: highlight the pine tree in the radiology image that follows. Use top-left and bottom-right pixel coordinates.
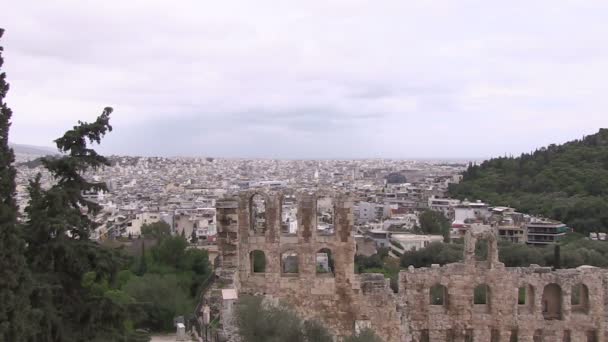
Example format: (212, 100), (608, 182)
(0, 28), (34, 342)
(24, 107), (131, 341)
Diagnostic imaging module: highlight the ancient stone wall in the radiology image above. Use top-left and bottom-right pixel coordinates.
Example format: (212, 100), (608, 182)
(216, 190), (608, 342)
(400, 226), (607, 342)
(216, 190), (402, 341)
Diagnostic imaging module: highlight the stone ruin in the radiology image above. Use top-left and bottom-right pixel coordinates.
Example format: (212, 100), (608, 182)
(211, 190), (608, 342)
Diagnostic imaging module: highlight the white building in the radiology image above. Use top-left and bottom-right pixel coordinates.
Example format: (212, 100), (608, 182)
(389, 233), (444, 257)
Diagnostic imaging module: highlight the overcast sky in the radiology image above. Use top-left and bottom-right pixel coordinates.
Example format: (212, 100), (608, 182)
(1, 1), (607, 159)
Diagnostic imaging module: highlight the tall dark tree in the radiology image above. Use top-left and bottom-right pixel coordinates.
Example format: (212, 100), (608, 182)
(24, 107), (131, 341)
(0, 28), (34, 342)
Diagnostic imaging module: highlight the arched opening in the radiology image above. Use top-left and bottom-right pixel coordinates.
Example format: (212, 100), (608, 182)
(533, 329), (543, 342)
(491, 329), (500, 342)
(420, 330), (429, 342)
(316, 196), (334, 236)
(510, 329), (518, 342)
(571, 283), (589, 314)
(281, 250), (299, 275)
(250, 250), (266, 273)
(316, 248), (334, 275)
(518, 284), (535, 312)
(475, 237), (490, 261)
(430, 284), (447, 306)
(542, 283), (562, 320)
(474, 284), (490, 305)
(281, 194), (298, 235)
(250, 194), (266, 235)
(586, 330), (597, 342)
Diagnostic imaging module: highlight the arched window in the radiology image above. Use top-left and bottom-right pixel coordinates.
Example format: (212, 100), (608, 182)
(542, 283), (562, 320)
(316, 248), (334, 275)
(281, 250), (299, 274)
(281, 194), (298, 235)
(250, 194), (267, 235)
(518, 284), (535, 312)
(571, 283), (589, 314)
(533, 329), (543, 342)
(475, 237), (490, 261)
(250, 250), (266, 273)
(316, 196), (334, 236)
(474, 284), (490, 305)
(430, 284), (447, 306)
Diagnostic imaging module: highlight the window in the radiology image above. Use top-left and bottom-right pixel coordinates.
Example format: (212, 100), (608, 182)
(510, 329), (518, 342)
(474, 237), (489, 261)
(571, 283), (589, 313)
(586, 330), (597, 342)
(430, 284), (447, 306)
(474, 284), (490, 305)
(420, 330), (429, 342)
(316, 248), (334, 275)
(563, 330), (571, 342)
(250, 194), (267, 235)
(533, 329), (543, 342)
(518, 287), (526, 305)
(281, 194), (298, 235)
(250, 250), (266, 273)
(491, 329), (500, 342)
(542, 283), (562, 320)
(316, 196), (334, 236)
(281, 250), (299, 274)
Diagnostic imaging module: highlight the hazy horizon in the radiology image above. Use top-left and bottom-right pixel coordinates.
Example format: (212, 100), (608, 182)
(2, 1), (608, 159)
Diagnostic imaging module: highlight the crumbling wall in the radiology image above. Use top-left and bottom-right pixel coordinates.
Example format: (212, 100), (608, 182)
(217, 191), (608, 342)
(400, 226), (607, 342)
(217, 190), (402, 341)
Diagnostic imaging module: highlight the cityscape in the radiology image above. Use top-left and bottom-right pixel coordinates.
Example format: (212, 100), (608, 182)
(3, 1), (608, 342)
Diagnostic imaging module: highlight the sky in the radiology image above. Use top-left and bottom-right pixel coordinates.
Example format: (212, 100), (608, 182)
(1, 0), (607, 159)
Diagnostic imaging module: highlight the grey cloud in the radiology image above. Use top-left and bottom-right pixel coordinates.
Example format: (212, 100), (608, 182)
(1, 0), (608, 158)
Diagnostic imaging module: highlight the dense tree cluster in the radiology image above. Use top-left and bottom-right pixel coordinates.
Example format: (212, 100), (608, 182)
(399, 238), (608, 269)
(235, 295), (382, 342)
(449, 129), (608, 235)
(415, 210), (451, 241)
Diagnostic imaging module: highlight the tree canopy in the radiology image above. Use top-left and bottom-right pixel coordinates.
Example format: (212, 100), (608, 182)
(0, 27), (34, 342)
(235, 295), (382, 342)
(449, 129), (608, 235)
(141, 221), (171, 241)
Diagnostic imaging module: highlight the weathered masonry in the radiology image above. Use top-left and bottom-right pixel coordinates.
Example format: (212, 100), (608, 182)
(215, 190), (608, 342)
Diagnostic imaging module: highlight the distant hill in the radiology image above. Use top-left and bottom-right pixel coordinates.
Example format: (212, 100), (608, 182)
(448, 129), (608, 235)
(9, 143), (57, 156)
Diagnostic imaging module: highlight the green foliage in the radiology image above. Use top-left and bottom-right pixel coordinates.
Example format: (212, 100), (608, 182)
(343, 329), (383, 342)
(303, 320), (333, 342)
(141, 221), (171, 241)
(417, 210), (451, 241)
(21, 108), (130, 342)
(355, 248), (399, 293)
(123, 237), (212, 332)
(0, 28), (34, 342)
(400, 242), (463, 268)
(236, 295), (378, 342)
(473, 284), (488, 304)
(122, 273), (195, 332)
(236, 295), (307, 342)
(399, 237), (608, 269)
(449, 129), (608, 235)
(152, 236), (188, 269)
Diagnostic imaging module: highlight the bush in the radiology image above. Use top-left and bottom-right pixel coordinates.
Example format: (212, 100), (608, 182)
(235, 295), (382, 342)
